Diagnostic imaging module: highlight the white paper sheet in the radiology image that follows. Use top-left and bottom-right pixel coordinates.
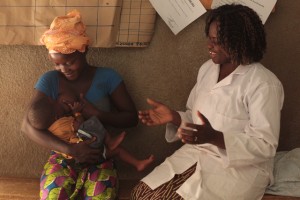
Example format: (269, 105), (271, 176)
(211, 0), (277, 24)
(149, 0), (207, 35)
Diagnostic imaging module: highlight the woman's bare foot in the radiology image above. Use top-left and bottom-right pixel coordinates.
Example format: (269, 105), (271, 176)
(136, 155), (155, 172)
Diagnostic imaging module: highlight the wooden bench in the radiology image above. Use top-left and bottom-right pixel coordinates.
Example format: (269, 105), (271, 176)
(0, 177), (137, 200)
(1, 177), (299, 200)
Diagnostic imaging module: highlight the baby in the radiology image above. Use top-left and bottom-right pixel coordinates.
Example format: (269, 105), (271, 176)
(28, 93), (154, 171)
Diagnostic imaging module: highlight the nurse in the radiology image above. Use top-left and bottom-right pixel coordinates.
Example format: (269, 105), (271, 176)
(132, 4), (284, 200)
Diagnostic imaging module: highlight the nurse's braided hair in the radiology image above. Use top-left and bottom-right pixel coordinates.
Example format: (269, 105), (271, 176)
(205, 4), (266, 65)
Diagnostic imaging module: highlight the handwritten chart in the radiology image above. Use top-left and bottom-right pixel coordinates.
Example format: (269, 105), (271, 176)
(0, 0), (156, 47)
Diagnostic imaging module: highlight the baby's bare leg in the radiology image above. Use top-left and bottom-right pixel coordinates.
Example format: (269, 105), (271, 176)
(105, 131), (126, 150)
(106, 147), (155, 172)
(135, 154), (155, 172)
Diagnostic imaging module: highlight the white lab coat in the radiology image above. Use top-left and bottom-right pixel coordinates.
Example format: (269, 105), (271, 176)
(142, 60), (284, 200)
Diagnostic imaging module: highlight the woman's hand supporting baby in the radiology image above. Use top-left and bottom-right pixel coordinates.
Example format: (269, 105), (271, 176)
(67, 137), (103, 164)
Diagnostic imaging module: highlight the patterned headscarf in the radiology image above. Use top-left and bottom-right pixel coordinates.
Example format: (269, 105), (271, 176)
(40, 10), (90, 54)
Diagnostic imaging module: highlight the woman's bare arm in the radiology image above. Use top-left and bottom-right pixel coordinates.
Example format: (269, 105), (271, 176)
(21, 90), (102, 163)
(81, 82), (138, 128)
(21, 91), (70, 152)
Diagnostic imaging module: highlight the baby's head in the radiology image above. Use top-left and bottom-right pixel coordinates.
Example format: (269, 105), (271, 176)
(28, 96), (56, 129)
(28, 91), (80, 129)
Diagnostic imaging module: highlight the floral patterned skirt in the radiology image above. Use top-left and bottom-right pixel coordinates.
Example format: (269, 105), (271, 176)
(40, 152), (118, 200)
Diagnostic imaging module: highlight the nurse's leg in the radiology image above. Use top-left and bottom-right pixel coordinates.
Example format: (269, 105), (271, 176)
(130, 164), (196, 200)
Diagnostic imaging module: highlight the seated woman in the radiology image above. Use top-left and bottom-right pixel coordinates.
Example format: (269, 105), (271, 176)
(21, 10), (138, 199)
(131, 4), (284, 200)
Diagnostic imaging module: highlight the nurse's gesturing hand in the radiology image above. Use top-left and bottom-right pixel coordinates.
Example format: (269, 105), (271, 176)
(178, 111), (226, 149)
(138, 98), (181, 127)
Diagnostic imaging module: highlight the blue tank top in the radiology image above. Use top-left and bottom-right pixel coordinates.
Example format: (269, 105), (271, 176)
(35, 67), (122, 111)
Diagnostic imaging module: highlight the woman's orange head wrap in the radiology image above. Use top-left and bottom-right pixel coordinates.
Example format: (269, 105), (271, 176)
(40, 10), (90, 54)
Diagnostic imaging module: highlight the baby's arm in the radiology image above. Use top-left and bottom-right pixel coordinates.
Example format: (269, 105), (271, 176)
(105, 131), (126, 150)
(68, 101), (85, 131)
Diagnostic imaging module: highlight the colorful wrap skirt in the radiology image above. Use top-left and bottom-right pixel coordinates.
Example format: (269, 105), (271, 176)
(40, 152), (118, 200)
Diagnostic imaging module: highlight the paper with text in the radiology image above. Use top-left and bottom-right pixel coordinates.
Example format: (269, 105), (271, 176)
(211, 0), (277, 24)
(149, 0), (207, 35)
